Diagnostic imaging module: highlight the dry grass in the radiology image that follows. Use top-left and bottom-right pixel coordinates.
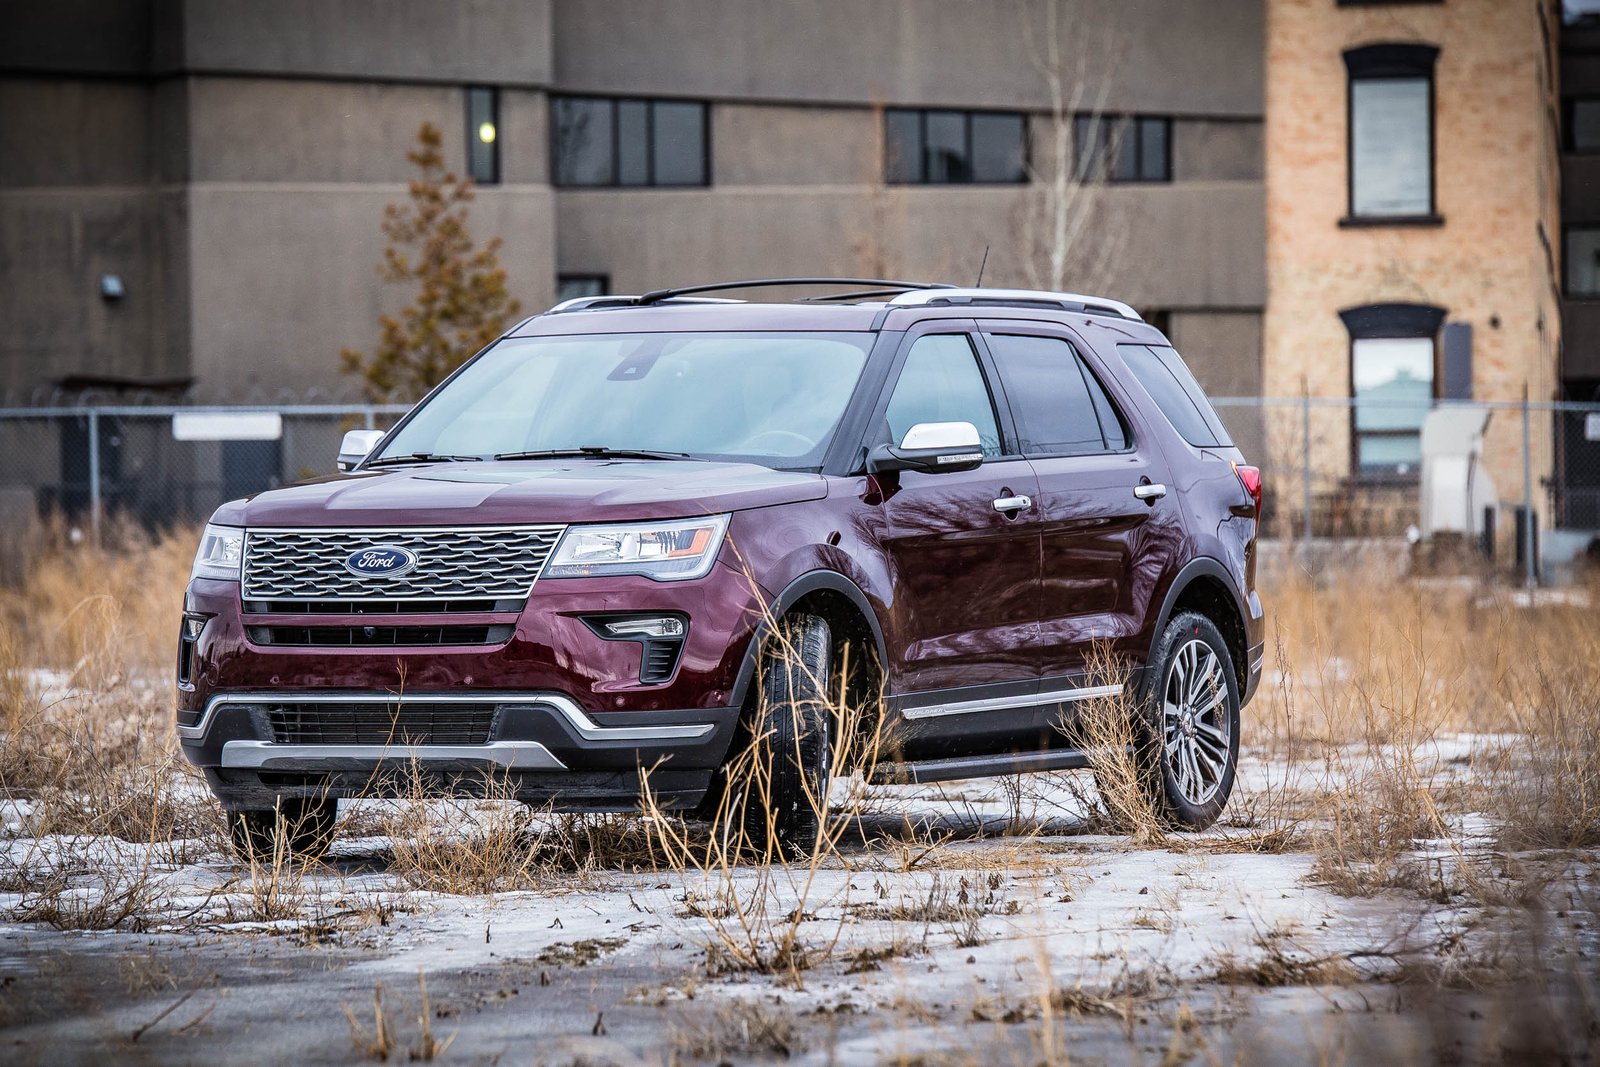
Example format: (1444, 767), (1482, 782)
(1, 525), (1598, 1060)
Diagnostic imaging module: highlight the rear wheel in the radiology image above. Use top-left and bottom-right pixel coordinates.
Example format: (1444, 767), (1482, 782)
(227, 798), (339, 861)
(1136, 612), (1240, 830)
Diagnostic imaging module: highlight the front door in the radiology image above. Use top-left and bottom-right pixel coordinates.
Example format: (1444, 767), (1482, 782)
(979, 325), (1184, 683)
(860, 327), (1042, 733)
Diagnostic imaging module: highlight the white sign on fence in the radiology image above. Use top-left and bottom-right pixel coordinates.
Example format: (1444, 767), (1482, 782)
(171, 412), (283, 441)
(1587, 412), (1600, 442)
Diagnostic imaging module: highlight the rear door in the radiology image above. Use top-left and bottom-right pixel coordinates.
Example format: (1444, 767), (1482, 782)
(862, 324), (1042, 704)
(979, 323), (1185, 682)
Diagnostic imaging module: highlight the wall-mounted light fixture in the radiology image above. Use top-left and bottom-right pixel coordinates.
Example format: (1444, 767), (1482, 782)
(99, 274), (125, 302)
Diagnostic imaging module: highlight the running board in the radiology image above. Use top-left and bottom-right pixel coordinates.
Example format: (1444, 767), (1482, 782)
(868, 747), (1091, 786)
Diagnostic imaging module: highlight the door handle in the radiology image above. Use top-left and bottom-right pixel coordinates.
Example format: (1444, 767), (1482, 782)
(992, 494), (1032, 513)
(1133, 483), (1167, 501)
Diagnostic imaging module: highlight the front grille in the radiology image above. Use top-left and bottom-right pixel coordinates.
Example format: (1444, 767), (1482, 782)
(244, 598), (522, 615)
(266, 701), (497, 745)
(243, 526), (564, 601)
(247, 624), (515, 647)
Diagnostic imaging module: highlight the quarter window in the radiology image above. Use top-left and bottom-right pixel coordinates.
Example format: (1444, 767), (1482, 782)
(883, 335), (1004, 458)
(1344, 44), (1438, 219)
(884, 109), (1028, 184)
(1118, 344), (1232, 449)
(551, 96), (709, 187)
(1073, 115), (1171, 183)
(985, 334), (1128, 455)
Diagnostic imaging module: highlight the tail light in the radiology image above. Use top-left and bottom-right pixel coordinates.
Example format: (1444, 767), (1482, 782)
(1233, 463), (1262, 519)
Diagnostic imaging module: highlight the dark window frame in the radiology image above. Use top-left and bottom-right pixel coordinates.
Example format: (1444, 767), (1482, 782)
(466, 86), (500, 185)
(1341, 43), (1442, 227)
(882, 108), (1031, 186)
(1564, 97), (1600, 154)
(1565, 225), (1600, 299)
(1072, 113), (1172, 184)
(550, 94), (711, 189)
(1339, 302), (1445, 480)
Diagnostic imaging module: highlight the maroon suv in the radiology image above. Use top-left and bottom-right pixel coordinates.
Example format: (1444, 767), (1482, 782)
(177, 280), (1264, 855)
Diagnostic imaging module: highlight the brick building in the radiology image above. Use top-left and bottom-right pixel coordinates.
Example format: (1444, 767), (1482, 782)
(1263, 0), (1565, 536)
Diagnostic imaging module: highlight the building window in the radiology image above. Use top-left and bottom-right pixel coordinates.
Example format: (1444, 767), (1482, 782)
(1339, 303), (1445, 476)
(1566, 99), (1600, 152)
(556, 274), (609, 303)
(467, 87), (499, 185)
(1073, 115), (1170, 183)
(551, 96), (709, 187)
(1343, 44), (1439, 222)
(884, 109), (1028, 184)
(1568, 228), (1600, 297)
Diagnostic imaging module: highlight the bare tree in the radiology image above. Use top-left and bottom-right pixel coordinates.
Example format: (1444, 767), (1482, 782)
(1016, 0), (1129, 295)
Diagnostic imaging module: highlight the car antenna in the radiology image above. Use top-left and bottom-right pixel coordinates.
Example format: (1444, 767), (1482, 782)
(974, 244), (990, 287)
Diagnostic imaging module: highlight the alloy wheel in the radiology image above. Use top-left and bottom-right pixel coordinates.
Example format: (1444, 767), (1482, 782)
(1161, 638), (1232, 806)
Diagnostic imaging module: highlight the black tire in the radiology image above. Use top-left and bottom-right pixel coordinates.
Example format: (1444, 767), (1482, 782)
(227, 797), (339, 861)
(1135, 612), (1241, 830)
(728, 614), (833, 857)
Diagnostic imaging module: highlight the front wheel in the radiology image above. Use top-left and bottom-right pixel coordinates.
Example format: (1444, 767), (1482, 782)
(227, 797), (338, 861)
(1137, 612), (1240, 830)
(717, 614), (833, 858)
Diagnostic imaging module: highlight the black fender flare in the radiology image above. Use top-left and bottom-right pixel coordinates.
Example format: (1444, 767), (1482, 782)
(728, 569), (888, 712)
(1144, 556), (1249, 692)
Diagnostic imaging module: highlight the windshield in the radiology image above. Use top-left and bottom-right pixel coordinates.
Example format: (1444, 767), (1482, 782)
(374, 331), (874, 469)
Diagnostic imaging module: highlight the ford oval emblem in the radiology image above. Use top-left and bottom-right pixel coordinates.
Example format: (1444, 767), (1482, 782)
(343, 545), (419, 578)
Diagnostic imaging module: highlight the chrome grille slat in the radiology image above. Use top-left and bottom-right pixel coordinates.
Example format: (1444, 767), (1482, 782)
(243, 525), (565, 600)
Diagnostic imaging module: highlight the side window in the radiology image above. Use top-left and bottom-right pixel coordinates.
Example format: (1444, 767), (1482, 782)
(1118, 343), (1232, 448)
(884, 335), (1004, 458)
(985, 334), (1128, 455)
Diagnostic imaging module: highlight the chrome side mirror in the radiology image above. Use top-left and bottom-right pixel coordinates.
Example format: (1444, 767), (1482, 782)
(337, 429), (385, 472)
(866, 421), (985, 475)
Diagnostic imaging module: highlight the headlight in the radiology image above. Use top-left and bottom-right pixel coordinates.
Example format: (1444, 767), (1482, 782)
(543, 515), (729, 582)
(191, 523), (244, 582)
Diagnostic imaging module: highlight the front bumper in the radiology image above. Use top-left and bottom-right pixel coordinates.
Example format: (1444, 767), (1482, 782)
(182, 691), (738, 810)
(178, 559), (769, 811)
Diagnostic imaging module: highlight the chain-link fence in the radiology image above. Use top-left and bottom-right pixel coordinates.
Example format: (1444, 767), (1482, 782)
(0, 404), (410, 542)
(2, 396), (1598, 580)
(1211, 395), (1600, 582)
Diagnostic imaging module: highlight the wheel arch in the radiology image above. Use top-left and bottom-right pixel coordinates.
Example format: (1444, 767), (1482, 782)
(1148, 558), (1250, 693)
(728, 570), (888, 715)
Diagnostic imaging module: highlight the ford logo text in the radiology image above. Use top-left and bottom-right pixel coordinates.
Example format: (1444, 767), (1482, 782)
(343, 545), (419, 577)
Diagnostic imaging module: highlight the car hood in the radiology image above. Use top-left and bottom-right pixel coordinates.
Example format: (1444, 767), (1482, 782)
(213, 460), (827, 528)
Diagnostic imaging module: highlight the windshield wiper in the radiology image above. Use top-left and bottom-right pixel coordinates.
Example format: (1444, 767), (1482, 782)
(364, 452), (485, 467)
(493, 446), (693, 462)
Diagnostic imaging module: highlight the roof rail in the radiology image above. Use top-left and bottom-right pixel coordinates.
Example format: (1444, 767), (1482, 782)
(545, 294), (742, 314)
(635, 278), (954, 305)
(886, 287), (1143, 322)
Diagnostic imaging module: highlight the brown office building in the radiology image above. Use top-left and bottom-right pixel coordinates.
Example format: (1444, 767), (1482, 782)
(1, 0), (1265, 404)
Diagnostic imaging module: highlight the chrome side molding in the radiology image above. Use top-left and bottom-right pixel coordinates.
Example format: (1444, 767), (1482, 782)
(901, 681), (1125, 720)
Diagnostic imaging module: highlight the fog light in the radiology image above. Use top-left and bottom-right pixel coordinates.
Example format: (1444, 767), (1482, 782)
(600, 615), (685, 639)
(183, 614), (207, 639)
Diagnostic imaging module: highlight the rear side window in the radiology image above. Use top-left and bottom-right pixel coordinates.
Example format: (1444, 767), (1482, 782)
(986, 334), (1129, 455)
(1118, 343), (1233, 448)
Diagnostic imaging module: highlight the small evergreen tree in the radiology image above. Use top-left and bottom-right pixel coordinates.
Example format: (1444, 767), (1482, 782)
(341, 122), (522, 402)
